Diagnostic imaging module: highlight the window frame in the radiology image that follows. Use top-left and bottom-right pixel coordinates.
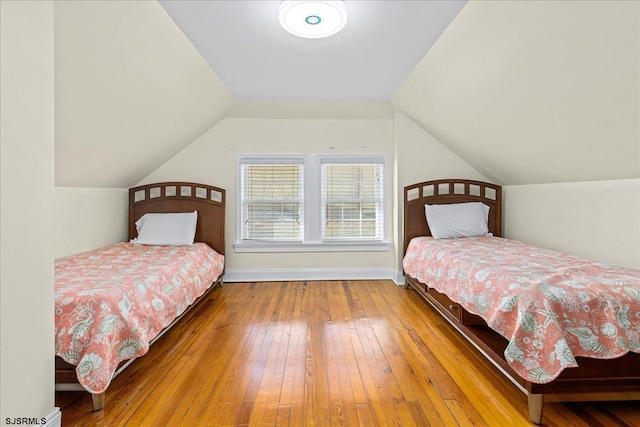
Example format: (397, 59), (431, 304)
(320, 158), (385, 242)
(239, 157), (305, 243)
(235, 154), (389, 253)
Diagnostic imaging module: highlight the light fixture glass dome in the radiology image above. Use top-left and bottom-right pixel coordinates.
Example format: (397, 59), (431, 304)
(279, 1), (348, 39)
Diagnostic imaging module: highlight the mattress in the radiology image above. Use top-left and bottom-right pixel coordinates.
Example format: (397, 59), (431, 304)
(55, 242), (224, 393)
(403, 236), (640, 384)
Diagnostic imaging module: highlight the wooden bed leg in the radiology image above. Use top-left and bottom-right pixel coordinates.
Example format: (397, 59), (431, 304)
(91, 392), (105, 411)
(528, 393), (543, 425)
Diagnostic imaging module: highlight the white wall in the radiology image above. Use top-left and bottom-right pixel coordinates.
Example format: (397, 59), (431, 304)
(504, 180), (640, 269)
(54, 0), (234, 188)
(395, 111), (488, 189)
(391, 0), (639, 186)
(390, 0), (640, 274)
(139, 112), (491, 281)
(228, 101), (393, 120)
(1, 1), (58, 423)
(55, 187), (128, 258)
(140, 117), (398, 280)
(394, 111), (488, 272)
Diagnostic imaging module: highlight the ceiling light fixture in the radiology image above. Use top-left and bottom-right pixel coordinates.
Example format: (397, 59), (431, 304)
(279, 1), (348, 39)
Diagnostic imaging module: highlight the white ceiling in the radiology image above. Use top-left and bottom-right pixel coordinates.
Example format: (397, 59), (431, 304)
(159, 0), (467, 101)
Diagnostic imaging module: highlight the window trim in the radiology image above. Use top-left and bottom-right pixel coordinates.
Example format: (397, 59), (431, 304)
(235, 154), (390, 253)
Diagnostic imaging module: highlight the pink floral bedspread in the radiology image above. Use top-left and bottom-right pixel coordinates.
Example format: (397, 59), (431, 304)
(55, 242), (224, 394)
(403, 236), (640, 384)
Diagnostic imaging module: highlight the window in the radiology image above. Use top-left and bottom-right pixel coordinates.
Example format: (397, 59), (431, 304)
(240, 159), (304, 241)
(321, 162), (384, 240)
(236, 155), (388, 252)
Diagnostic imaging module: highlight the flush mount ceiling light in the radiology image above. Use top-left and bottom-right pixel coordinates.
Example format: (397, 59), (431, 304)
(279, 1), (348, 39)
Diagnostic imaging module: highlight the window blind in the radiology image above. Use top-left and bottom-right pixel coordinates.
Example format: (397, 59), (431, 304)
(321, 162), (384, 240)
(241, 163), (304, 241)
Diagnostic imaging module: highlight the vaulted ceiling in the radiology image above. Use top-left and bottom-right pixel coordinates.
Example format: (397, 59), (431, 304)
(391, 0), (639, 185)
(54, 1), (639, 188)
(54, 0), (233, 188)
(158, 0), (466, 101)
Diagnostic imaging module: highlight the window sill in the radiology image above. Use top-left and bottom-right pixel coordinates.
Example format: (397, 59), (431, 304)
(233, 241), (391, 253)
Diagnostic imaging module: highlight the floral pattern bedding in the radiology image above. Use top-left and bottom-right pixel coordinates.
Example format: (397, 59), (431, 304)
(55, 242), (224, 394)
(403, 236), (640, 384)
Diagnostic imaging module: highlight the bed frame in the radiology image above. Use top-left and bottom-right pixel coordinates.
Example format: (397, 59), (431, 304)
(403, 178), (640, 424)
(55, 182), (226, 411)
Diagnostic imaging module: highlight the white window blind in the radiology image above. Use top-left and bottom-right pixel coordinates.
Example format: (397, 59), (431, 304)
(321, 162), (384, 240)
(240, 162), (304, 241)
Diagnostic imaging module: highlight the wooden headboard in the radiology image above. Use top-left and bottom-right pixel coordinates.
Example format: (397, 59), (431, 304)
(403, 179), (502, 254)
(128, 182), (226, 255)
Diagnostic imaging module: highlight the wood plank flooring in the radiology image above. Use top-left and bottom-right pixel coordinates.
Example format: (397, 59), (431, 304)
(56, 280), (640, 426)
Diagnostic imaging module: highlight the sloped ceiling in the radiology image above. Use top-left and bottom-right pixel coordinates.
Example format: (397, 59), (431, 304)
(391, 0), (639, 185)
(54, 0), (233, 188)
(54, 1), (639, 188)
(158, 0), (466, 101)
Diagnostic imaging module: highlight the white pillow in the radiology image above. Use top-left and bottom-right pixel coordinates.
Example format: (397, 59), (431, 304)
(424, 202), (490, 239)
(132, 211), (198, 246)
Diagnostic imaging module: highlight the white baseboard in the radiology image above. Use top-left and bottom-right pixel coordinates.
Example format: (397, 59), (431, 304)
(45, 408), (61, 427)
(224, 268), (405, 285)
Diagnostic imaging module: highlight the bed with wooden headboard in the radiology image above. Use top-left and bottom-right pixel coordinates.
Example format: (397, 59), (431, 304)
(55, 182), (226, 411)
(403, 179), (640, 424)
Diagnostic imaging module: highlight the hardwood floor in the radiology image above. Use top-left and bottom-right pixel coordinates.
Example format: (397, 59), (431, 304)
(56, 280), (640, 426)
